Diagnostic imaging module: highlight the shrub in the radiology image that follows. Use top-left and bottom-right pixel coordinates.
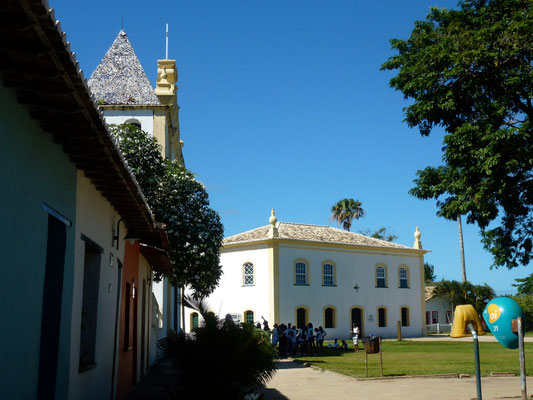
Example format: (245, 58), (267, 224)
(158, 297), (277, 398)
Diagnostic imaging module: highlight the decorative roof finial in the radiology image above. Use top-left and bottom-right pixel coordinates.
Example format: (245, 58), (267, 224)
(413, 226), (422, 249)
(268, 209), (279, 239)
(269, 208), (277, 226)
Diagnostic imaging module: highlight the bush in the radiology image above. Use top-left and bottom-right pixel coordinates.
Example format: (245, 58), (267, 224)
(512, 295), (533, 331)
(158, 298), (278, 398)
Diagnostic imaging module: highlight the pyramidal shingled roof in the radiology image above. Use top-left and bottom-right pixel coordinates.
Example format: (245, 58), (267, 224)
(224, 222), (416, 250)
(88, 30), (160, 106)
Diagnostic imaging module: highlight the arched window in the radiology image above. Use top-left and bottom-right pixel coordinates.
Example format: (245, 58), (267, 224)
(296, 307), (307, 329)
(244, 310), (254, 324)
(376, 265), (387, 288)
(243, 262), (254, 286)
(399, 266), (409, 288)
(378, 307), (387, 327)
(324, 307), (336, 328)
(191, 312), (199, 329)
(294, 261), (308, 285)
(401, 307), (409, 327)
(322, 262), (335, 286)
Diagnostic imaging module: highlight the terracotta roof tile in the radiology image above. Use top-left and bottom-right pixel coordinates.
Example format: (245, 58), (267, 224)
(224, 222), (415, 250)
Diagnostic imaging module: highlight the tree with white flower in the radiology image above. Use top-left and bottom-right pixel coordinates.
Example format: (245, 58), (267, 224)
(109, 124), (224, 297)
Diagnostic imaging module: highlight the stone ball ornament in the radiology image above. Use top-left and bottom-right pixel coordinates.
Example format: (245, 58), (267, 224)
(482, 297), (524, 349)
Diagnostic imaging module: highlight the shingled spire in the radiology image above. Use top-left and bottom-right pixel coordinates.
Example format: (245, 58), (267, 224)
(88, 30), (160, 106)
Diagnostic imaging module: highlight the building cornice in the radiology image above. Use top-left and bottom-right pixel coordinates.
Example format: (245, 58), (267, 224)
(222, 238), (431, 256)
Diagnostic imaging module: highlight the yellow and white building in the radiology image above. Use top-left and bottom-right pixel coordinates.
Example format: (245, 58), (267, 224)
(186, 210), (429, 339)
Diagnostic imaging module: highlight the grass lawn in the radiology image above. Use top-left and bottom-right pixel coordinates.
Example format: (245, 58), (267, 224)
(291, 340), (533, 378)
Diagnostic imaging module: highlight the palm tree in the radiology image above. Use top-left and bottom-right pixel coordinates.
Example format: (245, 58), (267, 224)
(458, 215), (467, 282)
(433, 280), (495, 315)
(331, 198), (365, 232)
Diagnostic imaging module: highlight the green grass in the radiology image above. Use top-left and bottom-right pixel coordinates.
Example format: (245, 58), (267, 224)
(291, 340), (533, 378)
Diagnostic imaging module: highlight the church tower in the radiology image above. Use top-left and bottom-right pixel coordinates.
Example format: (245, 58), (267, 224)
(88, 30), (184, 164)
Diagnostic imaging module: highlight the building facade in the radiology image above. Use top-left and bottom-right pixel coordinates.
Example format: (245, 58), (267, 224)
(186, 210), (429, 339)
(0, 2), (171, 398)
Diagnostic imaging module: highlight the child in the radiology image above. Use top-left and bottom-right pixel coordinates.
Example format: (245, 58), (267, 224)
(341, 340), (348, 350)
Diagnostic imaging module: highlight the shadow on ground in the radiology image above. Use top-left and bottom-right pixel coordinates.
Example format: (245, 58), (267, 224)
(258, 387), (290, 400)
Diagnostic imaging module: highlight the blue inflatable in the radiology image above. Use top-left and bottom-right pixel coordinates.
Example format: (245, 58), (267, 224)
(482, 297), (524, 349)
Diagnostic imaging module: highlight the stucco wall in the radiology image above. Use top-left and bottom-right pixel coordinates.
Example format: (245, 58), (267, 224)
(0, 83), (77, 399)
(278, 244), (424, 339)
(69, 172), (123, 400)
(103, 109), (154, 137)
(426, 297), (452, 325)
(184, 246), (271, 330)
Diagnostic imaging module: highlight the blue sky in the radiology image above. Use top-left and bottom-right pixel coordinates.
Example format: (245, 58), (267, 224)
(52, 0), (530, 294)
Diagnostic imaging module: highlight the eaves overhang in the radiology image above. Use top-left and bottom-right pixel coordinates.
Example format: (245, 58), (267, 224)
(140, 243), (172, 275)
(0, 0), (157, 237)
(222, 238), (431, 256)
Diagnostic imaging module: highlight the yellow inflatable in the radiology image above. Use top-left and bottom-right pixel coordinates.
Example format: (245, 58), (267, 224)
(450, 304), (485, 338)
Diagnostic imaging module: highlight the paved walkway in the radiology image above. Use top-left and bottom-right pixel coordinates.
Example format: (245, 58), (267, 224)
(260, 359), (532, 400)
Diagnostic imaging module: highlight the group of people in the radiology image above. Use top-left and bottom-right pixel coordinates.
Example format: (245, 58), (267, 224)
(254, 318), (361, 356)
(268, 322), (327, 356)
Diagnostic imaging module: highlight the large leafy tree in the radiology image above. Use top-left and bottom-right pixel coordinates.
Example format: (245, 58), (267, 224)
(433, 279), (495, 314)
(382, 0), (533, 269)
(110, 124), (224, 297)
(331, 198), (365, 231)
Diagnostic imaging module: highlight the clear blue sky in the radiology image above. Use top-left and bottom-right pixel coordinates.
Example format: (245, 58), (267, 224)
(52, 0), (530, 294)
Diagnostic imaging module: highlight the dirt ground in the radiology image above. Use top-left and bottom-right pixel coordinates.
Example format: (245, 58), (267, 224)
(260, 358), (532, 400)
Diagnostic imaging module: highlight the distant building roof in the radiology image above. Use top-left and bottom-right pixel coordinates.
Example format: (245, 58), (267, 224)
(425, 285), (436, 301)
(224, 222), (418, 250)
(88, 30), (160, 106)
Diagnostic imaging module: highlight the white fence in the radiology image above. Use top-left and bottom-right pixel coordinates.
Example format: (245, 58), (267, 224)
(427, 323), (452, 333)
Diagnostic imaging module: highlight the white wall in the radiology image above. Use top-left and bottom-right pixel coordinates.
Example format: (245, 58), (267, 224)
(103, 109), (154, 137)
(278, 244), (423, 339)
(69, 172), (123, 400)
(426, 297), (452, 325)
(184, 246), (271, 330)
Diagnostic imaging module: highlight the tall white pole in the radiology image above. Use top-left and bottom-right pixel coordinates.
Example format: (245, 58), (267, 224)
(165, 23), (169, 59)
(518, 317), (527, 400)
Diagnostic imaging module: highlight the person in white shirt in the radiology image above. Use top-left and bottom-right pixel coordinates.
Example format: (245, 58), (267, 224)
(316, 326), (327, 354)
(352, 323), (360, 352)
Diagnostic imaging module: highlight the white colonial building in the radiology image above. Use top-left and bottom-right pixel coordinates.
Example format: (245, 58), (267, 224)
(185, 210), (430, 339)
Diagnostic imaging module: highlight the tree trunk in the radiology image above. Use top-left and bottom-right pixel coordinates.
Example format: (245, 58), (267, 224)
(458, 215), (467, 283)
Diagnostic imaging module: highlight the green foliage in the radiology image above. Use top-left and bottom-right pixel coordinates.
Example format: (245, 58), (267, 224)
(109, 124), (224, 297)
(424, 262), (436, 283)
(359, 227), (397, 241)
(512, 273), (533, 295)
(433, 279), (495, 314)
(331, 198), (365, 231)
(382, 0), (533, 269)
(158, 297), (278, 399)
(511, 294), (533, 330)
(370, 227), (397, 242)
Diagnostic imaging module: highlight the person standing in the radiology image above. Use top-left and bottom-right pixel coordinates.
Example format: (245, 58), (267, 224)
(352, 323), (360, 352)
(316, 326), (326, 354)
(307, 323), (315, 355)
